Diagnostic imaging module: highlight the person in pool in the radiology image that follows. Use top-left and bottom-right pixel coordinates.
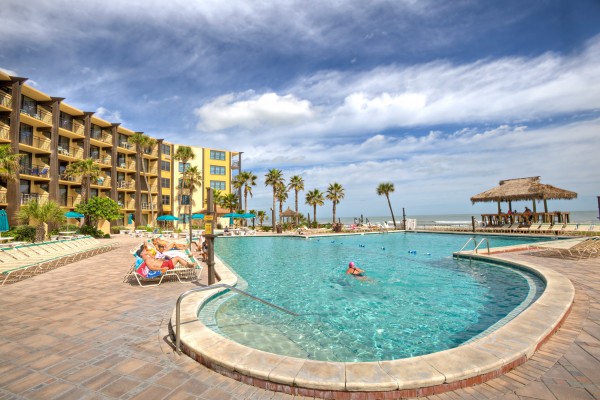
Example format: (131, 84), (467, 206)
(346, 261), (365, 276)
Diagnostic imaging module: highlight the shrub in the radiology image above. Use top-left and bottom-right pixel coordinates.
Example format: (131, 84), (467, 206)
(79, 225), (105, 238)
(110, 225), (124, 234)
(103, 233), (111, 239)
(8, 225), (36, 243)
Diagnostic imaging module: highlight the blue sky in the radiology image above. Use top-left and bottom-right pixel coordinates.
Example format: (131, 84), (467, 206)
(2, 0), (600, 219)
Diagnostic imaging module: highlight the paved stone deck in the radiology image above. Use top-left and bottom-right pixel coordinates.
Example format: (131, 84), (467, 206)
(1, 235), (599, 399)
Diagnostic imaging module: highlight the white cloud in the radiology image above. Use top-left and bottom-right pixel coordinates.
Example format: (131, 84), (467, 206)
(195, 92), (315, 131)
(95, 107), (123, 123)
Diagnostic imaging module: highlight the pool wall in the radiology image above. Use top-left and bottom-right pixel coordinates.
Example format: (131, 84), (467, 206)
(170, 251), (574, 398)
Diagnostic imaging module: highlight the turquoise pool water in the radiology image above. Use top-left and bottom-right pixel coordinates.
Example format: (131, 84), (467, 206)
(203, 233), (551, 362)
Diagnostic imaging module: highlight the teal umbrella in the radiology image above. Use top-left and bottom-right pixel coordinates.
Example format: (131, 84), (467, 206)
(223, 213), (243, 218)
(0, 209), (9, 237)
(240, 213), (255, 218)
(64, 211), (84, 219)
(157, 215), (178, 221)
(191, 214), (205, 219)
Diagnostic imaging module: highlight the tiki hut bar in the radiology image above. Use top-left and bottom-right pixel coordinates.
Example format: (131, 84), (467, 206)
(471, 176), (578, 226)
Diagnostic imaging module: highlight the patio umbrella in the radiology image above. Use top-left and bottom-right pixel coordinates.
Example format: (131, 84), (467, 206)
(0, 209), (9, 237)
(191, 214), (205, 219)
(64, 211), (84, 219)
(240, 213), (256, 218)
(223, 213), (243, 218)
(157, 215), (179, 221)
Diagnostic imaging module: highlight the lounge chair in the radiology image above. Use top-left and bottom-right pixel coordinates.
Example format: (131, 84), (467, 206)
(528, 238), (600, 260)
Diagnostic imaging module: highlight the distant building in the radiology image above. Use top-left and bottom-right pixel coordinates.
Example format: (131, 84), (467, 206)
(0, 70), (241, 230)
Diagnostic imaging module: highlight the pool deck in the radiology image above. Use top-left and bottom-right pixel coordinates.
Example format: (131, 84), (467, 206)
(1, 234), (600, 399)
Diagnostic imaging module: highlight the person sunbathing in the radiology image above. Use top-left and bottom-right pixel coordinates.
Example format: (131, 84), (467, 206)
(152, 237), (187, 252)
(138, 246), (194, 271)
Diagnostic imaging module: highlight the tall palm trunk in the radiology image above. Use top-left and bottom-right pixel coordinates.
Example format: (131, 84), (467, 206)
(295, 190), (299, 226)
(332, 202), (337, 224)
(313, 205), (317, 227)
(386, 195), (397, 228)
(272, 188), (276, 230)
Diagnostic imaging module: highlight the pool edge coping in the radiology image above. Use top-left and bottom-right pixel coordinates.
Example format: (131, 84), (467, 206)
(170, 249), (574, 398)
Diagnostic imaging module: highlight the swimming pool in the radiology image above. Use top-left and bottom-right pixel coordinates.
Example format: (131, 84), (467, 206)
(201, 233), (554, 362)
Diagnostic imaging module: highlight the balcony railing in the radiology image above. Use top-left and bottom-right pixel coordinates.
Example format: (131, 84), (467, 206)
(0, 192), (6, 204)
(231, 161), (240, 169)
(59, 196), (82, 207)
(20, 163), (50, 178)
(0, 125), (9, 141)
(143, 147), (159, 157)
(94, 177), (111, 187)
(59, 173), (82, 183)
(57, 144), (84, 158)
(21, 106), (52, 125)
(141, 202), (157, 210)
(117, 180), (134, 189)
(91, 130), (113, 144)
(119, 141), (136, 152)
(21, 193), (49, 205)
(0, 92), (12, 109)
(19, 134), (52, 152)
(72, 121), (85, 135)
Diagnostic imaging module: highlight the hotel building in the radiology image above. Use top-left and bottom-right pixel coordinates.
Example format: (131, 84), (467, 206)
(0, 71), (241, 231)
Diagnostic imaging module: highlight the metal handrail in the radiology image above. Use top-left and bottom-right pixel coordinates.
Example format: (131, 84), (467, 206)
(458, 237), (477, 253)
(473, 238), (490, 254)
(175, 283), (298, 354)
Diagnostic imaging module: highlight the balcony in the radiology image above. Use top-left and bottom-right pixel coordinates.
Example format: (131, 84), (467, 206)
(58, 118), (84, 137)
(0, 125), (9, 142)
(20, 106), (53, 127)
(57, 144), (84, 159)
(231, 161), (240, 170)
(92, 154), (111, 166)
(117, 180), (135, 189)
(19, 134), (52, 153)
(72, 121), (85, 136)
(143, 147), (159, 158)
(119, 141), (136, 153)
(0, 192), (7, 204)
(141, 202), (157, 210)
(90, 131), (113, 145)
(59, 196), (81, 208)
(20, 163), (50, 178)
(59, 173), (82, 183)
(93, 177), (111, 188)
(21, 193), (49, 205)
(0, 92), (12, 110)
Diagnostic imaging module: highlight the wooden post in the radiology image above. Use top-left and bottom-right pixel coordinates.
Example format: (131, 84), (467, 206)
(206, 188), (216, 285)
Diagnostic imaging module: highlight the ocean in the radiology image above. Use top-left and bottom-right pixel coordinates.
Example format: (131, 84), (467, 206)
(334, 210), (599, 227)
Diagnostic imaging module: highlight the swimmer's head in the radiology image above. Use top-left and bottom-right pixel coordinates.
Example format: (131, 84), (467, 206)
(349, 261), (355, 267)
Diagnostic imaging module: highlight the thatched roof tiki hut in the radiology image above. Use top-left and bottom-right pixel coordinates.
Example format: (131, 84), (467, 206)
(471, 176), (577, 224)
(280, 207), (298, 224)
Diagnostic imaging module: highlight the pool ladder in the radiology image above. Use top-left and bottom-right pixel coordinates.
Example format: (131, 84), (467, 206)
(174, 283), (299, 354)
(457, 237), (490, 256)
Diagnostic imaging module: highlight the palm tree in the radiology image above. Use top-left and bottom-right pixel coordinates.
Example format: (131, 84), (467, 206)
(0, 144), (22, 179)
(305, 189), (325, 228)
(288, 175), (304, 226)
(182, 166), (202, 246)
(18, 200), (66, 242)
(233, 171), (257, 227)
(326, 182), (345, 224)
(275, 182), (288, 223)
(0, 144), (23, 226)
(256, 210), (267, 226)
(221, 193), (239, 213)
(128, 132), (157, 226)
(377, 182), (397, 228)
(173, 146), (195, 226)
(63, 158), (101, 225)
(265, 169), (284, 230)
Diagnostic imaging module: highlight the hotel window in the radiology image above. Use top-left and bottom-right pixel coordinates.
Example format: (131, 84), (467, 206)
(59, 112), (73, 130)
(210, 150), (226, 160)
(161, 143), (171, 156)
(162, 195), (170, 205)
(160, 160), (170, 172)
(19, 123), (33, 146)
(90, 145), (100, 160)
(181, 195), (190, 205)
(21, 95), (37, 117)
(210, 180), (226, 190)
(91, 124), (102, 139)
(161, 178), (170, 188)
(210, 165), (226, 175)
(178, 162), (190, 173)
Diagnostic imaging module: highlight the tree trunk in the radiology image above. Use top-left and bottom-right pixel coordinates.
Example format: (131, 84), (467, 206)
(387, 195), (397, 228)
(332, 202), (336, 224)
(272, 189), (276, 231)
(188, 187), (193, 249)
(35, 224), (45, 243)
(295, 191), (299, 226)
(313, 205), (317, 228)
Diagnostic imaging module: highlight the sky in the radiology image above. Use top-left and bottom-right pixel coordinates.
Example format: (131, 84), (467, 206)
(2, 0), (600, 220)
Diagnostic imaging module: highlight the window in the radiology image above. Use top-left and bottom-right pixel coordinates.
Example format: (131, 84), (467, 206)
(179, 213), (190, 223)
(59, 112), (73, 130)
(162, 195), (170, 205)
(210, 165), (226, 175)
(160, 160), (171, 172)
(19, 123), (33, 146)
(160, 178), (170, 188)
(21, 95), (37, 117)
(181, 195), (190, 205)
(178, 162), (190, 173)
(210, 150), (226, 160)
(161, 143), (171, 156)
(90, 145), (100, 160)
(210, 180), (226, 190)
(91, 124), (102, 139)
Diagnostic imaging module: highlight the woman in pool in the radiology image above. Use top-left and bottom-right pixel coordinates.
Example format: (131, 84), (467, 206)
(346, 261), (365, 276)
